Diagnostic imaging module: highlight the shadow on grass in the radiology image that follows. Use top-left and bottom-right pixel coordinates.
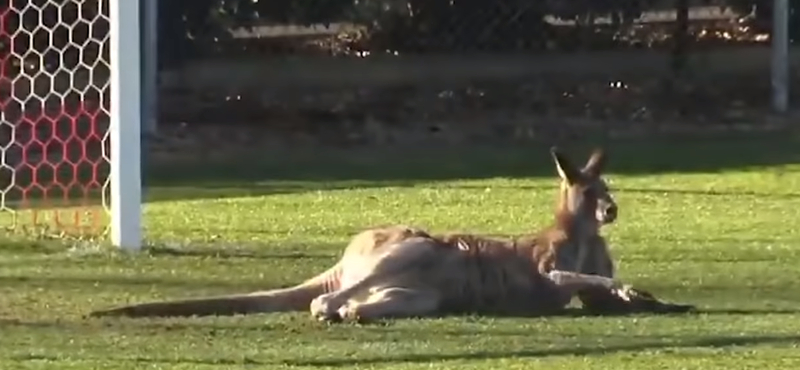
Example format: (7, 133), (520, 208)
(453, 184), (800, 199)
(4, 315), (800, 366)
(4, 306), (800, 333)
(5, 133), (799, 209)
(615, 187), (800, 199)
(0, 242), (339, 290)
(699, 308), (800, 315)
(285, 334), (800, 367)
(144, 245), (337, 260)
(142, 133), (800, 204)
(149, 134), (800, 201)
(0, 274), (277, 291)
(10, 333), (795, 366)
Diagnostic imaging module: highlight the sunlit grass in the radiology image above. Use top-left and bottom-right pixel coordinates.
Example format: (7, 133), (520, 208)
(2, 135), (800, 369)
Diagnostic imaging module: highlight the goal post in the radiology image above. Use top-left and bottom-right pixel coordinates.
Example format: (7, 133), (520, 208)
(0, 0), (142, 251)
(109, 0), (142, 251)
(771, 0), (790, 113)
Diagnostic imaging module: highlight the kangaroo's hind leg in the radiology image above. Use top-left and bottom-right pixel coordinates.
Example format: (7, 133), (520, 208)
(336, 287), (441, 322)
(309, 236), (443, 322)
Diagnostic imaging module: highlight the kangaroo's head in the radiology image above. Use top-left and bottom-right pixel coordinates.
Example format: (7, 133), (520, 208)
(543, 146), (617, 279)
(550, 147), (617, 227)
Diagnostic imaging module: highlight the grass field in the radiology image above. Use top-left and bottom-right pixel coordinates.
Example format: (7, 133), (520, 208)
(2, 134), (800, 369)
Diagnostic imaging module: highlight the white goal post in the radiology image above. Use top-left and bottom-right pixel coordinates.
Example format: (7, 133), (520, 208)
(109, 0), (142, 251)
(771, 0), (790, 114)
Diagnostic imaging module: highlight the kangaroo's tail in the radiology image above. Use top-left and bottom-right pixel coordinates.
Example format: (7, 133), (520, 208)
(87, 264), (341, 318)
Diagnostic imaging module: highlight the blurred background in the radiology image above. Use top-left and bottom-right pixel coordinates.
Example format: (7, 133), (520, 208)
(146, 0), (799, 152)
(1, 0), (797, 157)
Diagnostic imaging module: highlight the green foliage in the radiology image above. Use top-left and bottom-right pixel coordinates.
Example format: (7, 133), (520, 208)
(156, 0), (657, 64)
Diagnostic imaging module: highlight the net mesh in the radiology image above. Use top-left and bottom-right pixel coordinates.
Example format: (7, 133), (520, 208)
(0, 0), (110, 237)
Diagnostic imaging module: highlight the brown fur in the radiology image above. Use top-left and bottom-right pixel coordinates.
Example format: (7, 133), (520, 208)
(90, 147), (665, 321)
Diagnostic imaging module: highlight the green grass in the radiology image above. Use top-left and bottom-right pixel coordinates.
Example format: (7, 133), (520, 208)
(2, 134), (800, 369)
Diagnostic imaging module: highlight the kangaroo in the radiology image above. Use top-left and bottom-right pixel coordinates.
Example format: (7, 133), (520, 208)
(89, 147), (692, 320)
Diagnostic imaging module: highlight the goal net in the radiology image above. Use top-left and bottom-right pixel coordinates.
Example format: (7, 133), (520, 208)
(0, 0), (141, 248)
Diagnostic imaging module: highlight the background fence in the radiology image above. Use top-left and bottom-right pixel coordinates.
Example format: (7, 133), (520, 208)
(3, 0), (798, 151)
(141, 0), (799, 154)
(5, 0), (796, 147)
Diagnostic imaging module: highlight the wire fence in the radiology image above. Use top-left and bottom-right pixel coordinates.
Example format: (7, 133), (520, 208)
(153, 0), (796, 63)
(139, 1), (797, 153)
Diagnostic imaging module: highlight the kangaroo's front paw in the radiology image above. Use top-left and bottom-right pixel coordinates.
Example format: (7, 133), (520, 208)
(310, 293), (343, 323)
(612, 284), (637, 301)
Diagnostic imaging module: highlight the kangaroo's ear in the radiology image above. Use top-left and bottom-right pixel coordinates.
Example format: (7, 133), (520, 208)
(582, 148), (607, 178)
(551, 147), (581, 184)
